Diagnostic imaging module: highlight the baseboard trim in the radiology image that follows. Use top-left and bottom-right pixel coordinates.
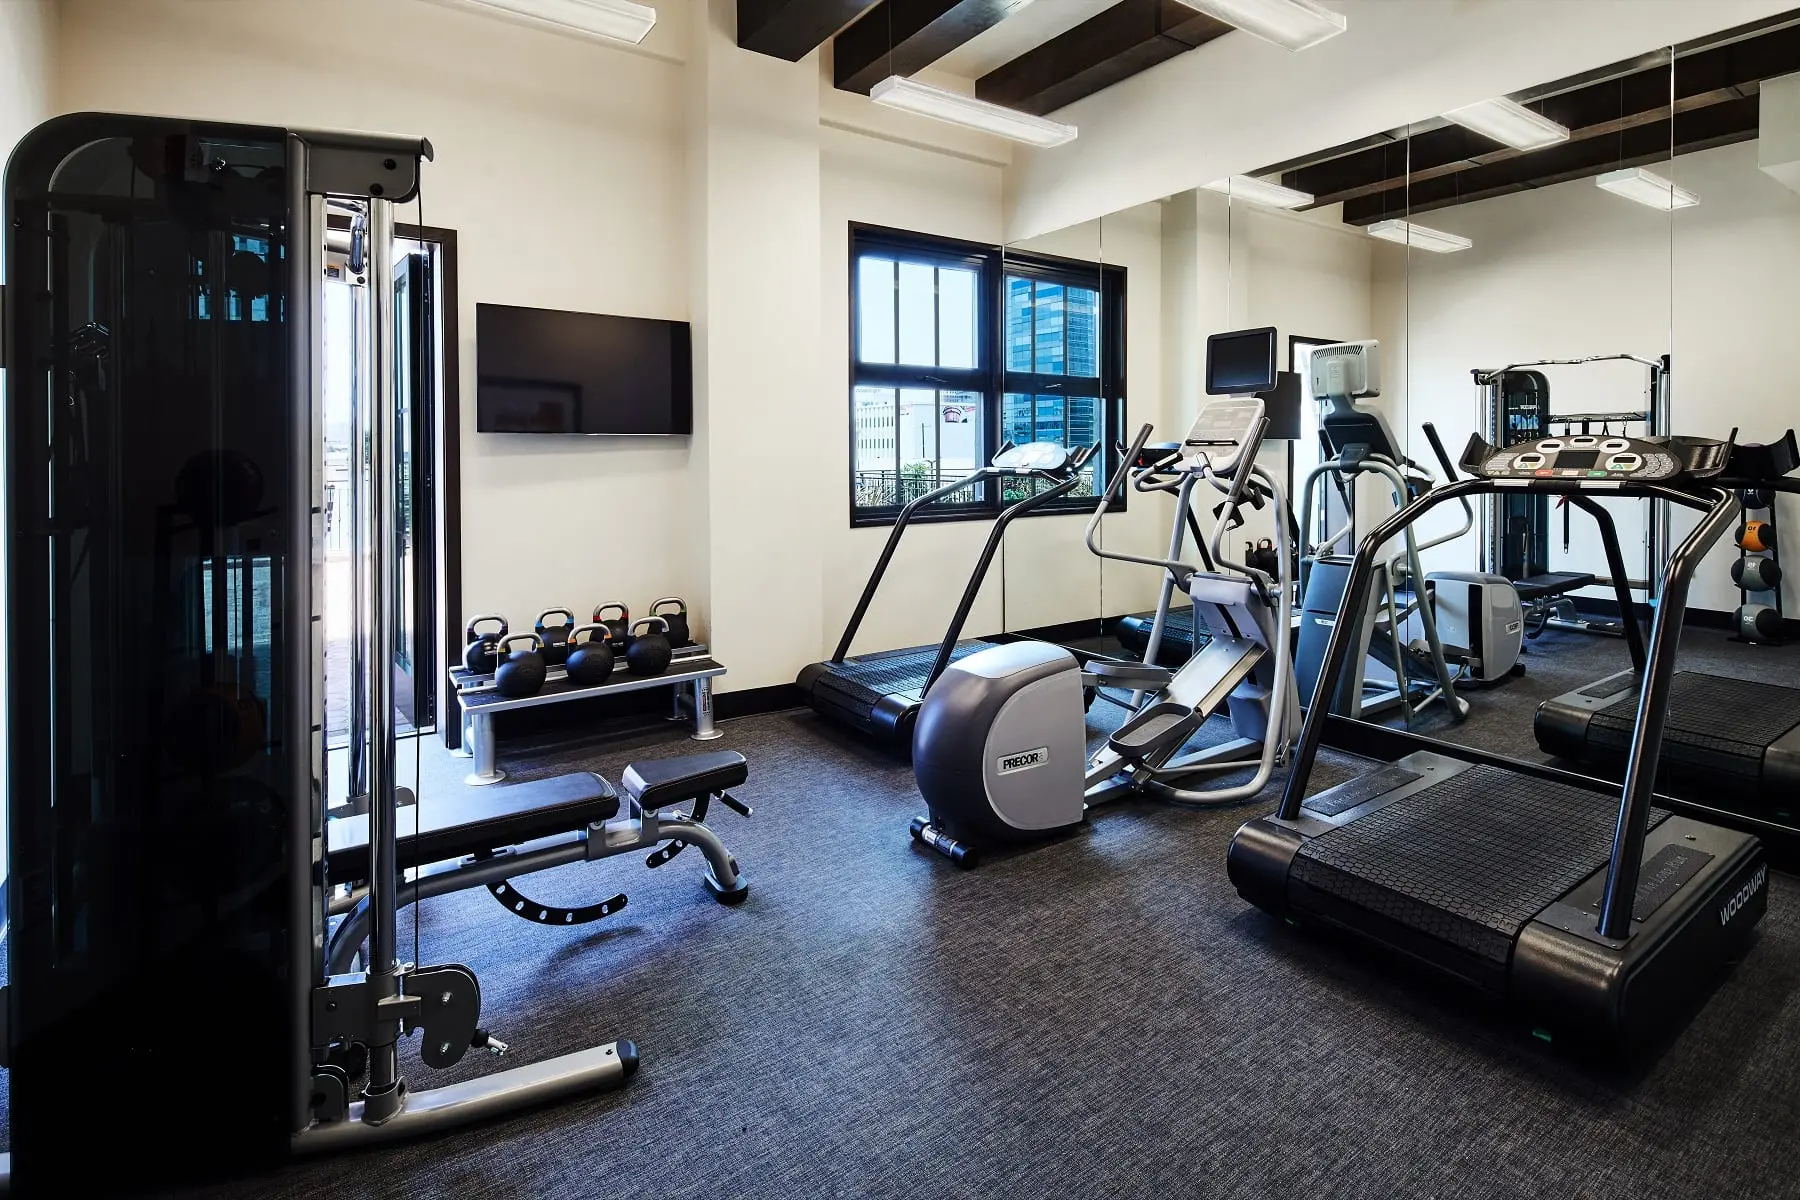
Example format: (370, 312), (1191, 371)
(716, 683), (803, 719)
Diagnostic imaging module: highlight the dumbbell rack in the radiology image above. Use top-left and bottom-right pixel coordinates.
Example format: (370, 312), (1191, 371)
(1731, 487), (1783, 644)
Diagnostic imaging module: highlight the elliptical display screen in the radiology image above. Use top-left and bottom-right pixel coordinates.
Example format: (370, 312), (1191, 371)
(1557, 450), (1601, 470)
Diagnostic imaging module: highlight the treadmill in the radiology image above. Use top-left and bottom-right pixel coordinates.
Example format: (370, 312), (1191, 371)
(1536, 431), (1800, 832)
(1228, 424), (1769, 1051)
(799, 440), (1098, 746)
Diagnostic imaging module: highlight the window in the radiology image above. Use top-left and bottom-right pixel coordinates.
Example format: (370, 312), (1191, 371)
(849, 225), (1124, 524)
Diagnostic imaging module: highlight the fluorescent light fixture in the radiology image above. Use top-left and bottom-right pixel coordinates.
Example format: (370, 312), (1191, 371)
(434, 0), (657, 46)
(869, 76), (1078, 148)
(1443, 96), (1569, 151)
(1202, 175), (1314, 209)
(1174, 0), (1346, 52)
(1595, 167), (1699, 210)
(1367, 219), (1472, 253)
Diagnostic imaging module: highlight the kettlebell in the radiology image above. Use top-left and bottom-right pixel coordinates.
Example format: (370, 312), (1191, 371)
(625, 616), (674, 676)
(564, 624), (617, 688)
(1245, 538), (1279, 576)
(593, 602), (631, 645)
(1739, 520), (1776, 553)
(650, 596), (691, 648)
(463, 614), (508, 675)
(494, 633), (548, 698)
(535, 607), (576, 667)
(1732, 555), (1784, 593)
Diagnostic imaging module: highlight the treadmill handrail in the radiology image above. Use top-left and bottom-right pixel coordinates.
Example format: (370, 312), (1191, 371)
(1273, 470), (1733, 940)
(920, 466), (1090, 694)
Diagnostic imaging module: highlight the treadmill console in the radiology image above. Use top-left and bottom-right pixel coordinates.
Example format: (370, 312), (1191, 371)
(992, 441), (1072, 473)
(1180, 397), (1265, 474)
(1461, 432), (1730, 484)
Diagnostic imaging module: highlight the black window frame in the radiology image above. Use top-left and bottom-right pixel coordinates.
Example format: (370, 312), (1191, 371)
(848, 223), (1126, 528)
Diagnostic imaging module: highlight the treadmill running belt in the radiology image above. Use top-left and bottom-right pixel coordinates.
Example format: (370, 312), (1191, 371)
(813, 641), (990, 707)
(1587, 672), (1800, 778)
(1291, 764), (1670, 967)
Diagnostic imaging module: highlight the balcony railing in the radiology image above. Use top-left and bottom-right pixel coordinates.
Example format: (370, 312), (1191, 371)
(852, 464), (1098, 510)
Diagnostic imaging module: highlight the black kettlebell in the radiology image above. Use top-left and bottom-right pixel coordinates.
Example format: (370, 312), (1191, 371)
(625, 617), (673, 676)
(650, 597), (691, 648)
(535, 607), (575, 667)
(463, 614), (508, 675)
(494, 633), (548, 698)
(1246, 537), (1279, 576)
(564, 624), (616, 688)
(593, 602), (630, 645)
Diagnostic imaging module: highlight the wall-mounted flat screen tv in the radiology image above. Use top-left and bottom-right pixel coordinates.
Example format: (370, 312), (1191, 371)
(476, 303), (692, 435)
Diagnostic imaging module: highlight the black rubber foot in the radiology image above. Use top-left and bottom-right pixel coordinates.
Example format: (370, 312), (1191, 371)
(616, 1038), (641, 1079)
(705, 873), (750, 905)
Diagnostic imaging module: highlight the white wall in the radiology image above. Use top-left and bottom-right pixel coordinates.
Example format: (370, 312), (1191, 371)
(1386, 138), (1800, 615)
(1, 0), (58, 890)
(54, 0), (704, 645)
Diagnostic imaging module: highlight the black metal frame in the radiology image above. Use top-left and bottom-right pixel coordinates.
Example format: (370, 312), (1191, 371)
(847, 222), (1125, 527)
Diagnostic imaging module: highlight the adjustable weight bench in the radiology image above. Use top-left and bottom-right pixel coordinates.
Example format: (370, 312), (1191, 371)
(326, 750), (752, 975)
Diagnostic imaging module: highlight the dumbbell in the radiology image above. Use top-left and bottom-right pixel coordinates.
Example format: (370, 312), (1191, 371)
(1732, 556), (1783, 593)
(1737, 603), (1783, 643)
(535, 608), (576, 667)
(593, 602), (630, 645)
(463, 615), (509, 675)
(625, 617), (674, 676)
(494, 633), (548, 698)
(563, 624), (617, 688)
(650, 597), (691, 648)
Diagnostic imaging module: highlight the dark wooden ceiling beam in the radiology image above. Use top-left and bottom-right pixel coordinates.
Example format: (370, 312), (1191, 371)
(739, 0), (876, 61)
(1340, 95), (1761, 225)
(834, 0), (1025, 94)
(974, 0), (1230, 117)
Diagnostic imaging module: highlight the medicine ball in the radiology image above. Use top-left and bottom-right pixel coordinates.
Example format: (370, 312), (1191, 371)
(1742, 488), (1773, 511)
(1739, 520), (1776, 553)
(1737, 603), (1783, 643)
(1732, 556), (1783, 593)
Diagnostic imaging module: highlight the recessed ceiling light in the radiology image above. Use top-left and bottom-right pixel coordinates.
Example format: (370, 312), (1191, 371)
(1173, 0), (1346, 52)
(869, 76), (1078, 148)
(1367, 219), (1472, 253)
(435, 0), (658, 45)
(1595, 167), (1699, 210)
(1202, 176), (1314, 209)
(1442, 96), (1569, 152)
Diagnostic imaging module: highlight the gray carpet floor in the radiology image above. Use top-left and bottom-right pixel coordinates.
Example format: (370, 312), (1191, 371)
(29, 623), (1800, 1198)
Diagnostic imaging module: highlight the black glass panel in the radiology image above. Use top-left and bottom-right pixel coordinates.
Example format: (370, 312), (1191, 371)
(6, 121), (294, 1187)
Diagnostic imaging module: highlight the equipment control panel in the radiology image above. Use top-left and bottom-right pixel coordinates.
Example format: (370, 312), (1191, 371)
(1180, 397), (1265, 474)
(1461, 432), (1729, 484)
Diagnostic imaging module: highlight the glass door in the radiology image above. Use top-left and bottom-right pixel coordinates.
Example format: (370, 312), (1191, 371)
(393, 249), (436, 731)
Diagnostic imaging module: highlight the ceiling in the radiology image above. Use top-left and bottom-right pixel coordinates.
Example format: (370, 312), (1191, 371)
(737, 0), (1236, 113)
(1260, 12), (1800, 229)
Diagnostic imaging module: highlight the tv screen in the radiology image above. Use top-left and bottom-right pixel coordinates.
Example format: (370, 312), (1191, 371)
(476, 303), (692, 435)
(1206, 326), (1278, 395)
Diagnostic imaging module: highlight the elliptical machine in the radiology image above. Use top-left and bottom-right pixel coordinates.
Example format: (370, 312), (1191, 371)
(908, 397), (1299, 866)
(1295, 341), (1521, 723)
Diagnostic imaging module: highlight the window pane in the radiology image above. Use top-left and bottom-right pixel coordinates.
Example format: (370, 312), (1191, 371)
(1005, 276), (1033, 372)
(897, 261), (936, 365)
(857, 257), (895, 363)
(1034, 283), (1065, 374)
(1034, 393), (1066, 446)
(1003, 392), (1035, 446)
(898, 389), (938, 502)
(853, 386), (899, 507)
(939, 390), (982, 474)
(1067, 285), (1099, 377)
(938, 267), (976, 369)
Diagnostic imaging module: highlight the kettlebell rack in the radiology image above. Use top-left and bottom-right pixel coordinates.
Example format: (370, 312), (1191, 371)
(450, 643), (726, 785)
(1731, 488), (1783, 644)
